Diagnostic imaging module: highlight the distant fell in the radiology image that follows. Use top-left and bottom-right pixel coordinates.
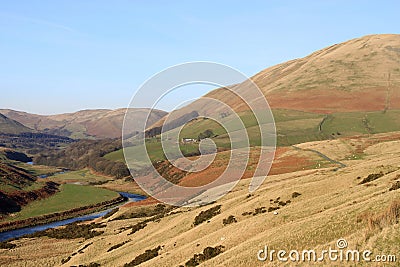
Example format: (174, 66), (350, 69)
(0, 113), (33, 135)
(0, 108), (167, 139)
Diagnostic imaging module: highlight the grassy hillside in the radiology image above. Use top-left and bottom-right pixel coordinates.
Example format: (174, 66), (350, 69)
(106, 109), (400, 165)
(0, 113), (32, 134)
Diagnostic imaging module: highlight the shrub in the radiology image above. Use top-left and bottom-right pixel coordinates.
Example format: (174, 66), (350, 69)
(185, 245), (225, 266)
(292, 192), (301, 198)
(222, 215), (237, 225)
(124, 246), (161, 266)
(0, 241), (16, 249)
(103, 208), (119, 219)
(268, 207), (280, 212)
(389, 181), (400, 191)
(359, 172), (384, 184)
(128, 222), (147, 235)
(278, 201), (287, 206)
(113, 204), (172, 221)
(61, 256), (71, 264)
(193, 205), (221, 226)
(107, 240), (130, 252)
(27, 222), (105, 239)
(253, 207), (267, 215)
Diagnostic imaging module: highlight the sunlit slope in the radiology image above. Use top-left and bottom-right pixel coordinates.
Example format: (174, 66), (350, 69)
(4, 132), (400, 266)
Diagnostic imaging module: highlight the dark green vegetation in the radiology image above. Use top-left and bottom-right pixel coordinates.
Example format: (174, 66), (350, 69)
(36, 139), (129, 178)
(359, 172), (385, 184)
(184, 245), (225, 266)
(107, 240), (130, 252)
(291, 192), (302, 198)
(389, 180), (400, 191)
(61, 242), (97, 264)
(222, 215), (237, 225)
(0, 132), (74, 155)
(0, 241), (16, 249)
(113, 204), (169, 220)
(359, 169), (396, 185)
(1, 149), (31, 163)
(123, 245), (162, 267)
(128, 222), (147, 235)
(242, 196), (295, 216)
(242, 207), (267, 216)
(27, 222), (105, 239)
(102, 207), (119, 219)
(193, 205), (221, 226)
(119, 204), (175, 235)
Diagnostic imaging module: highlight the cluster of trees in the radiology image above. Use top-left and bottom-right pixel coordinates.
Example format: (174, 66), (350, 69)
(35, 139), (129, 179)
(0, 132), (74, 155)
(197, 129), (214, 141)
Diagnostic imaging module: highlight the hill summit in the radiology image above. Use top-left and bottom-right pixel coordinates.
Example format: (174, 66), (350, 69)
(156, 34), (400, 124)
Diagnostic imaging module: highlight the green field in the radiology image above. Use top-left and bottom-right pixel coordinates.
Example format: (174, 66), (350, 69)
(105, 139), (200, 166)
(321, 110), (400, 136)
(49, 169), (110, 184)
(7, 184), (119, 221)
(14, 162), (62, 176)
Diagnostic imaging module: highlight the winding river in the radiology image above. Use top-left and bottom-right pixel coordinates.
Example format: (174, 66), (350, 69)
(0, 192), (146, 242)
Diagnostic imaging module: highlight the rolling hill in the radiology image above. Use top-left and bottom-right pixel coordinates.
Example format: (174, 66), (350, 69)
(0, 114), (33, 135)
(148, 34), (400, 132)
(0, 108), (167, 139)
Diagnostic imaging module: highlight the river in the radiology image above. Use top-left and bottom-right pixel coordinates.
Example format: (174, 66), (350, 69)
(0, 192), (146, 242)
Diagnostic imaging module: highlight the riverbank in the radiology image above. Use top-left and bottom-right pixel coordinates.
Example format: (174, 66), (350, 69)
(0, 195), (126, 233)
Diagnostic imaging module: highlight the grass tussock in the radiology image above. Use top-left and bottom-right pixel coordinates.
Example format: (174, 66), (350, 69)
(222, 215), (237, 226)
(184, 245), (225, 266)
(128, 222), (147, 235)
(359, 172), (384, 184)
(193, 205), (221, 226)
(113, 204), (170, 221)
(389, 181), (400, 191)
(107, 240), (130, 252)
(123, 245), (161, 266)
(358, 199), (400, 231)
(291, 192), (302, 198)
(0, 241), (16, 249)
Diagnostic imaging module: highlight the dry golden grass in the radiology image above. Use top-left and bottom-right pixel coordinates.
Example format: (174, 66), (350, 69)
(358, 199), (400, 231)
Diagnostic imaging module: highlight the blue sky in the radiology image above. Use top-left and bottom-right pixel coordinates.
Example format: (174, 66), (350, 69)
(1, 0), (399, 114)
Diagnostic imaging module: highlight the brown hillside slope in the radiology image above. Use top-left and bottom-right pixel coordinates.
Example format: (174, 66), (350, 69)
(0, 114), (33, 134)
(0, 108), (167, 139)
(149, 34), (400, 130)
